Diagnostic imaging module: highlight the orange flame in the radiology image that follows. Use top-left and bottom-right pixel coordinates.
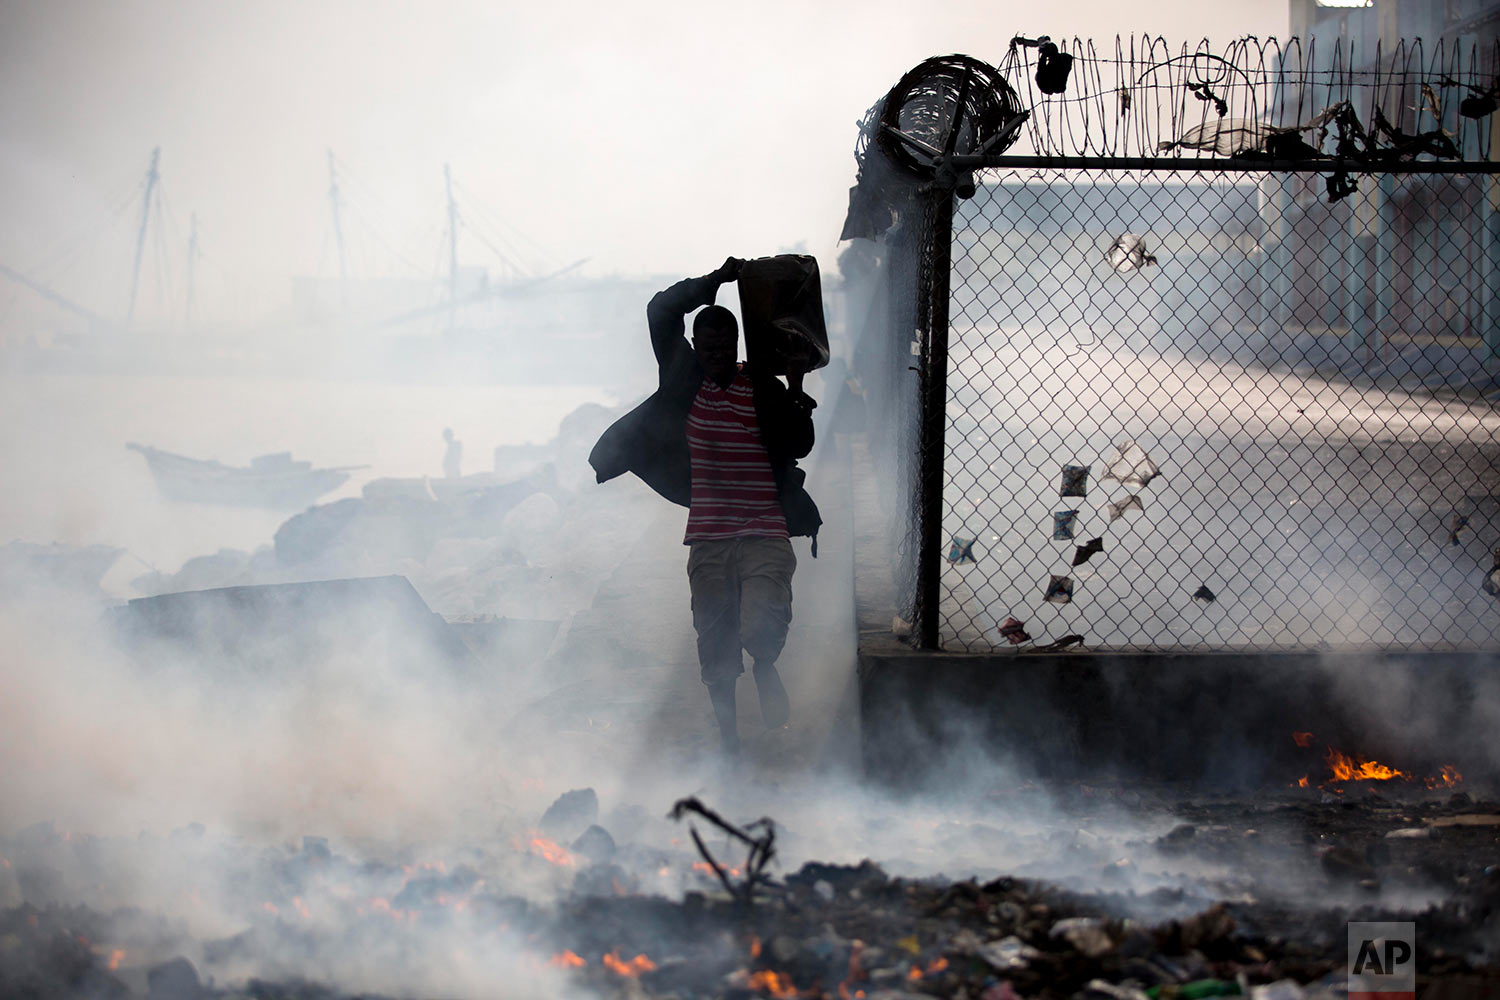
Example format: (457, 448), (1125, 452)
(1325, 746), (1407, 782)
(1292, 731), (1315, 748)
(601, 950), (657, 977)
(529, 836), (576, 868)
(1425, 764), (1464, 788)
(107, 948), (126, 971)
(927, 957), (949, 973)
(261, 901), (279, 916)
(550, 950), (586, 969)
(748, 968), (798, 997)
(692, 860), (741, 878)
(908, 965), (924, 981)
(1295, 775), (1309, 788)
(750, 935), (762, 959)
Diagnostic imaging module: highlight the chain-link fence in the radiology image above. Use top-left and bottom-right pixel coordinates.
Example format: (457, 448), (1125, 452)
(844, 35), (1500, 652)
(940, 166), (1500, 651)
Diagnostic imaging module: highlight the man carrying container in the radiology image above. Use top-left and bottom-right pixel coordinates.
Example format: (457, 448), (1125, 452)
(589, 256), (821, 756)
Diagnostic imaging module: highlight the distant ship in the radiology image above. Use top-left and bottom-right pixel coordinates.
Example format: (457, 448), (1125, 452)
(127, 442), (365, 510)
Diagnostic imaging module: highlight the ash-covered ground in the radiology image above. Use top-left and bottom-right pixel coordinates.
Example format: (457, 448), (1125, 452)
(2, 778), (1498, 999)
(3, 361), (1499, 999)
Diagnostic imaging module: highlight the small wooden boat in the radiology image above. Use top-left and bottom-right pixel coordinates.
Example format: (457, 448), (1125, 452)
(127, 442), (365, 510)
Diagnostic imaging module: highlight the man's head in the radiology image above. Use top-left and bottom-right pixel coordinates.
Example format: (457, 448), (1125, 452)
(692, 305), (739, 383)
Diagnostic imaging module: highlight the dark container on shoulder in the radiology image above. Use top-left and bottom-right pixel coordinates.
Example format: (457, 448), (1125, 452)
(736, 254), (830, 375)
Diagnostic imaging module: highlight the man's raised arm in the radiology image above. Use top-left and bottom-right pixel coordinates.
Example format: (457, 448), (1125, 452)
(645, 257), (744, 371)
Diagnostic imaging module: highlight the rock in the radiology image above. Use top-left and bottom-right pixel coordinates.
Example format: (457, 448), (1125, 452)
(147, 957), (202, 1000)
(538, 788), (598, 841)
(1320, 845), (1376, 882)
(1177, 904), (1235, 950)
(570, 825), (615, 863)
(1050, 917), (1115, 957)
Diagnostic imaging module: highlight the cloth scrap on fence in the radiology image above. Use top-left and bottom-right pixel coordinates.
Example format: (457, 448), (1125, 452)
(1045, 575), (1074, 604)
(1449, 514), (1470, 546)
(998, 616), (1031, 644)
(1101, 439), (1160, 488)
(1192, 585), (1217, 604)
(1060, 464), (1090, 498)
(1484, 549), (1500, 597)
(1073, 538), (1104, 566)
(1053, 510), (1079, 540)
(1104, 234), (1158, 273)
(1103, 494), (1144, 521)
(948, 536), (977, 564)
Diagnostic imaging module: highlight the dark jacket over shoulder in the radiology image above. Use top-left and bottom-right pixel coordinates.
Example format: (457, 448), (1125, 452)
(588, 271), (822, 550)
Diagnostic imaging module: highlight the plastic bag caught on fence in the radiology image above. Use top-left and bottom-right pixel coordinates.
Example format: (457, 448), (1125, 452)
(1073, 538), (1104, 566)
(998, 617), (1031, 644)
(1053, 510), (1079, 540)
(1103, 495), (1144, 521)
(1060, 465), (1090, 497)
(1045, 575), (1074, 604)
(948, 536), (977, 564)
(1101, 439), (1161, 488)
(1484, 549), (1500, 597)
(1104, 234), (1158, 273)
(1192, 585), (1217, 604)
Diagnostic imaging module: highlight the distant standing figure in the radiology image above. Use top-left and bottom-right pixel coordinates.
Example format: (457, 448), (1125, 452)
(442, 427), (462, 479)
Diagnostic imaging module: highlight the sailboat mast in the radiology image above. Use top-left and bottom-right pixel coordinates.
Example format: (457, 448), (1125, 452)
(184, 211), (197, 327)
(445, 162), (457, 332)
(126, 146), (160, 326)
(327, 149), (347, 310)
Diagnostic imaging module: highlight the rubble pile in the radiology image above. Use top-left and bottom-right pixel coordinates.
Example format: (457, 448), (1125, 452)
(2, 786), (1498, 1000)
(129, 402), (655, 620)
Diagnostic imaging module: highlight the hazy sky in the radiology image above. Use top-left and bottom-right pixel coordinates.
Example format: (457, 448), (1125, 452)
(0, 0), (1287, 324)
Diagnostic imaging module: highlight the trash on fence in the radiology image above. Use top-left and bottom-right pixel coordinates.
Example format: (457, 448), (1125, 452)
(1104, 234), (1158, 272)
(1448, 513), (1470, 546)
(1073, 538), (1104, 566)
(998, 617), (1031, 644)
(1192, 585), (1217, 604)
(1045, 575), (1074, 604)
(1104, 494), (1144, 521)
(1102, 439), (1161, 488)
(1053, 510), (1079, 540)
(948, 536), (977, 564)
(893, 615), (913, 637)
(1060, 464), (1090, 497)
(1484, 549), (1500, 597)
(1117, 85), (1131, 117)
(1036, 38), (1073, 95)
(1158, 117), (1276, 156)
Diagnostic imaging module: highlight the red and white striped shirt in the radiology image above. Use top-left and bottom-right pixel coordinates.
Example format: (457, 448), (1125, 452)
(684, 372), (789, 543)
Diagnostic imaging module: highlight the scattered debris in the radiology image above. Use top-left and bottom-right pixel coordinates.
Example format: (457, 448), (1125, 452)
(667, 797), (777, 907)
(1102, 439), (1161, 488)
(1105, 234), (1159, 272)
(1073, 538), (1105, 566)
(948, 536), (977, 564)
(998, 617), (1032, 644)
(1053, 510), (1079, 540)
(1045, 574), (1074, 604)
(1192, 585), (1217, 604)
(1061, 464), (1090, 498)
(1104, 495), (1145, 521)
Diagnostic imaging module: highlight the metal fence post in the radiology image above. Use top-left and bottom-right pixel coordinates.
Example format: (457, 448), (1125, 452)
(916, 182), (956, 650)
